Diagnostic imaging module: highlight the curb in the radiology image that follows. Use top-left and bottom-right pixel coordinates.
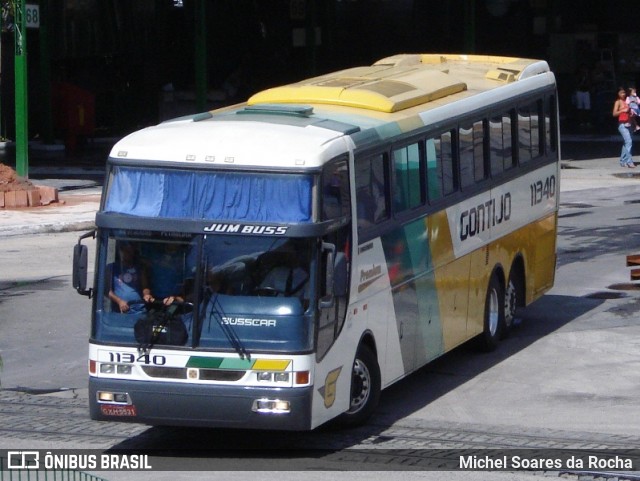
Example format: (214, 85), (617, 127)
(0, 220), (96, 238)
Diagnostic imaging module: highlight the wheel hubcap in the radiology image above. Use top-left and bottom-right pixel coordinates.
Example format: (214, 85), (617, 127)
(488, 288), (499, 336)
(349, 358), (371, 413)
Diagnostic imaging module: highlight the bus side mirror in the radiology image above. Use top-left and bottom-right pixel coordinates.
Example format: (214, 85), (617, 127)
(73, 231), (95, 298)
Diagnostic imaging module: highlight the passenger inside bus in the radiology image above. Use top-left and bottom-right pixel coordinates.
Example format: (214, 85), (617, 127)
(141, 242), (188, 306)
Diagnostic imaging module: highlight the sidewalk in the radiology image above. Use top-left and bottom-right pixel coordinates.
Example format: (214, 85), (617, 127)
(0, 135), (639, 238)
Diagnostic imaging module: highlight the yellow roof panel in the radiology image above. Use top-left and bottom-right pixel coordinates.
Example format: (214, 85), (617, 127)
(249, 69), (466, 113)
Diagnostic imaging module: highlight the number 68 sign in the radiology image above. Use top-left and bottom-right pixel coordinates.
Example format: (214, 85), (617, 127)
(26, 4), (40, 29)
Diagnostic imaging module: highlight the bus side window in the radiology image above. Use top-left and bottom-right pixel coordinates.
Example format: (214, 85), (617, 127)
(392, 142), (422, 213)
(490, 113), (515, 176)
(322, 159), (350, 220)
(459, 121), (485, 189)
(546, 95), (557, 155)
(518, 103), (537, 164)
(503, 110), (515, 171)
(425, 138), (441, 201)
(440, 131), (456, 195)
(355, 153), (389, 231)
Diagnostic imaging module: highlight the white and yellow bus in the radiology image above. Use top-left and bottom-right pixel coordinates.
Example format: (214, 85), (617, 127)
(73, 54), (559, 430)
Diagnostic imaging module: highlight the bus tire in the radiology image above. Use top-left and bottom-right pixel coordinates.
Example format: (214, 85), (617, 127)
(479, 272), (504, 352)
(503, 267), (523, 337)
(339, 344), (381, 427)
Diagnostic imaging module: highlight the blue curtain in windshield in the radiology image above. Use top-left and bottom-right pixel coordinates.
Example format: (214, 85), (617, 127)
(105, 167), (312, 222)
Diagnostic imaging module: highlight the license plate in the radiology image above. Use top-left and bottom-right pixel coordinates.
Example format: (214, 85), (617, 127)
(100, 404), (137, 417)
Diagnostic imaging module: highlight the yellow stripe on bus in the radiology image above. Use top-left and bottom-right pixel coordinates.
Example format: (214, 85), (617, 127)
(252, 359), (291, 371)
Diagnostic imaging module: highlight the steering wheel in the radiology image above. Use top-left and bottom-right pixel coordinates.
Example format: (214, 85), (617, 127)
(252, 286), (283, 297)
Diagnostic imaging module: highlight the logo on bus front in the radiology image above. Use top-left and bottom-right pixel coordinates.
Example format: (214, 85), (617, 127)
(203, 223), (288, 235)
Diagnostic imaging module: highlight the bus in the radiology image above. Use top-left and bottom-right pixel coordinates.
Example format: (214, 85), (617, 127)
(73, 53), (559, 431)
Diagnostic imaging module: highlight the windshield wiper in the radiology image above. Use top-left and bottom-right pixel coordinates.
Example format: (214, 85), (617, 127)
(205, 289), (251, 361)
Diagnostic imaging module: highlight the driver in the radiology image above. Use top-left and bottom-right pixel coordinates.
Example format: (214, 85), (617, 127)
(107, 242), (147, 314)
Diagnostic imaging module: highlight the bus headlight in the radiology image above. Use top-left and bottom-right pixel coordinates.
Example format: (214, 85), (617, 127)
(256, 371), (290, 383)
(99, 363), (133, 375)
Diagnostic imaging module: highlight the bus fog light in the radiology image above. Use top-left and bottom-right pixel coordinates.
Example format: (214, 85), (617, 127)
(252, 398), (291, 414)
(274, 372), (289, 383)
(97, 391), (130, 404)
(257, 372), (273, 382)
(100, 363), (115, 374)
(97, 391), (114, 402)
(113, 393), (129, 403)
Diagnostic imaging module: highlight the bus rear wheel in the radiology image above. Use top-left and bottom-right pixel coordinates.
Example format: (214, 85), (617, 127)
(479, 273), (504, 352)
(503, 269), (522, 337)
(339, 344), (380, 427)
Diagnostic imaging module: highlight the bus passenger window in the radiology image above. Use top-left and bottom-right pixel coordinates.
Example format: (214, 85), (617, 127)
(546, 96), (557, 154)
(489, 116), (504, 176)
(392, 142), (421, 212)
(459, 125), (473, 188)
(425, 138), (442, 201)
(440, 131), (456, 195)
(518, 104), (533, 163)
(530, 100), (542, 159)
(490, 114), (514, 176)
(355, 154), (389, 231)
(503, 111), (515, 170)
(322, 160), (350, 221)
(460, 122), (486, 188)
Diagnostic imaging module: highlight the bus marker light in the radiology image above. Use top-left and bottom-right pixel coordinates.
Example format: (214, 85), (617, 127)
(89, 360), (97, 375)
(295, 371), (310, 385)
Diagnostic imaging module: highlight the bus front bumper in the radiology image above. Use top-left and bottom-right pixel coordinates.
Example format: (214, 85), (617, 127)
(89, 377), (314, 431)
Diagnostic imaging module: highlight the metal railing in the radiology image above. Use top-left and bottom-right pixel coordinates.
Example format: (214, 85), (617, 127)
(1, 457), (109, 481)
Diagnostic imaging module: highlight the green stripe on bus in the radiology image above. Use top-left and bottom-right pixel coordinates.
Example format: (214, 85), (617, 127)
(186, 357), (255, 370)
(186, 357), (225, 369)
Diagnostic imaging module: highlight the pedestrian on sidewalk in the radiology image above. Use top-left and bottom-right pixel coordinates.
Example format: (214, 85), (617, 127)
(613, 87), (637, 168)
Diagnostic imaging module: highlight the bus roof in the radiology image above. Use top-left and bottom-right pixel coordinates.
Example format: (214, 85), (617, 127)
(110, 54), (554, 169)
(248, 54), (551, 113)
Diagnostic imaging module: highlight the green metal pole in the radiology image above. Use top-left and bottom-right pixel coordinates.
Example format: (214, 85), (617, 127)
(14, 0), (28, 178)
(194, 0), (207, 112)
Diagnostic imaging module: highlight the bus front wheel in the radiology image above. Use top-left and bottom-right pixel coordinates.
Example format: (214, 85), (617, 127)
(339, 344), (381, 427)
(479, 273), (504, 352)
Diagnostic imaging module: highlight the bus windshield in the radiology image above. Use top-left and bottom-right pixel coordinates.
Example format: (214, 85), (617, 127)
(94, 231), (315, 353)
